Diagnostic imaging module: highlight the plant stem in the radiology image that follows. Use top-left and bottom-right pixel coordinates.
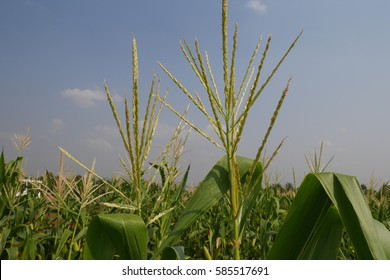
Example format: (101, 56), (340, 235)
(229, 160), (241, 260)
(68, 210), (81, 260)
(226, 123), (240, 259)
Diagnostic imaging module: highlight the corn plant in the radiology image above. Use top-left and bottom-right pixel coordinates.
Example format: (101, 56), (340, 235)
(60, 35), (166, 215)
(103, 38), (165, 216)
(58, 37), (162, 259)
(305, 141), (335, 173)
(3, 0), (387, 261)
(366, 183), (390, 226)
(81, 123), (191, 259)
(58, 34), (195, 259)
(0, 150), (24, 217)
(0, 149), (57, 259)
(156, 0), (301, 259)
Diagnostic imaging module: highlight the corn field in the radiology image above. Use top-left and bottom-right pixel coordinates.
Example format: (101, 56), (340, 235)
(1, 148), (389, 260)
(1, 0), (389, 260)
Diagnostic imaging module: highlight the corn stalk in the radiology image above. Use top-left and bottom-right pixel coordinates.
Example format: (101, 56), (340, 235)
(158, 0), (301, 259)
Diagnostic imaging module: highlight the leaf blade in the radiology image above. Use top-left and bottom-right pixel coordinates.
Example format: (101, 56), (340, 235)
(84, 214), (147, 260)
(268, 172), (390, 260)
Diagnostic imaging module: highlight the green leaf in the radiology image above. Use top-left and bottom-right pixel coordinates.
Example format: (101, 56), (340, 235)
(239, 160), (263, 237)
(54, 228), (72, 260)
(299, 206), (343, 259)
(21, 226), (36, 260)
(161, 246), (186, 260)
(150, 162), (168, 187)
(173, 164), (190, 203)
(0, 226), (11, 254)
(319, 173), (389, 259)
(84, 214), (147, 260)
(373, 219), (390, 258)
(0, 149), (5, 186)
(268, 173), (390, 260)
(74, 226), (88, 242)
(6, 246), (19, 260)
(153, 155), (262, 258)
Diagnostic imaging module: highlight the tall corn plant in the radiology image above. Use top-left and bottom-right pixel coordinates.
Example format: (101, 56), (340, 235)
(156, 0), (301, 259)
(60, 37), (164, 259)
(61, 36), (165, 215)
(62, 36), (192, 259)
(104, 36), (165, 215)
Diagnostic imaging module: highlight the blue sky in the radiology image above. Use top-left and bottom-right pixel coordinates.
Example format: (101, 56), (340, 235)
(1, 0), (390, 186)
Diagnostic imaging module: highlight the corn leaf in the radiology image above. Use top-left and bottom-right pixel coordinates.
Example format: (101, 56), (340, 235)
(84, 214), (147, 260)
(6, 247), (19, 260)
(173, 164), (190, 203)
(0, 150), (5, 186)
(21, 226), (36, 260)
(373, 219), (390, 258)
(239, 161), (263, 237)
(161, 246), (186, 260)
(299, 206), (343, 259)
(268, 173), (390, 260)
(0, 226), (11, 256)
(54, 229), (72, 260)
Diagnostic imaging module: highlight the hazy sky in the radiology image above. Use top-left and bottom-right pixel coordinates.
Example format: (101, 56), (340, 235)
(1, 0), (390, 186)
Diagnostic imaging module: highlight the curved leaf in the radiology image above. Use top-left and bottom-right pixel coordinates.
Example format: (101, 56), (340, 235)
(84, 214), (147, 260)
(318, 173), (389, 259)
(161, 246), (186, 260)
(300, 206), (343, 259)
(268, 173), (390, 260)
(373, 219), (390, 258)
(173, 164), (190, 203)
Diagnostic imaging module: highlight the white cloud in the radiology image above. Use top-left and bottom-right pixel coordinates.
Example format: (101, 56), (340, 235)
(245, 0), (267, 14)
(321, 139), (334, 148)
(94, 125), (119, 137)
(50, 118), (63, 133)
(85, 138), (113, 151)
(61, 88), (122, 108)
(340, 127), (349, 134)
(61, 88), (105, 108)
